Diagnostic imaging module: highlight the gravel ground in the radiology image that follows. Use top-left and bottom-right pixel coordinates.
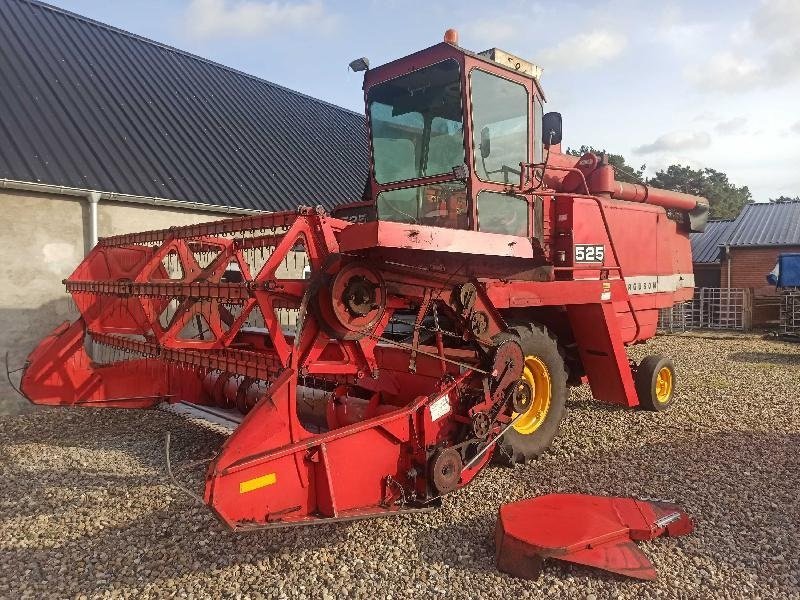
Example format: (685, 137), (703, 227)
(1, 333), (798, 599)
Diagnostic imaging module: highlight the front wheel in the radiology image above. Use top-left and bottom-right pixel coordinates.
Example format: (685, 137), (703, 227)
(496, 323), (568, 464)
(635, 355), (676, 411)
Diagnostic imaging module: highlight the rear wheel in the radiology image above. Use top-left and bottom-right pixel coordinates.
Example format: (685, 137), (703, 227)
(635, 355), (676, 411)
(497, 323), (567, 464)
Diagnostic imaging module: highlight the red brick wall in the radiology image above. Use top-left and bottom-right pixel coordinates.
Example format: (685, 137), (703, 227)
(723, 246), (800, 328)
(724, 246), (800, 289)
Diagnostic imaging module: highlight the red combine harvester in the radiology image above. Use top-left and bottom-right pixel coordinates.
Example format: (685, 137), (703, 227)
(20, 30), (707, 533)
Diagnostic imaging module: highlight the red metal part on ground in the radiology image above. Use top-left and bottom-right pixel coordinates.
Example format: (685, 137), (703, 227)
(495, 494), (694, 580)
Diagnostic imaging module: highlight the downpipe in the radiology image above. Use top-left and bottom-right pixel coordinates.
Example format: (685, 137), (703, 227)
(87, 191), (100, 250)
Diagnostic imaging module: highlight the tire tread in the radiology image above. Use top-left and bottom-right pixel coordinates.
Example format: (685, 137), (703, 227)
(496, 321), (568, 464)
(635, 354), (676, 411)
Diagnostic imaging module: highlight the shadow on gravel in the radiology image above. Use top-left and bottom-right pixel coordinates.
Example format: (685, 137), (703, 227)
(415, 431), (799, 589)
(727, 351), (800, 365)
(3, 404), (799, 597)
(0, 407), (227, 471)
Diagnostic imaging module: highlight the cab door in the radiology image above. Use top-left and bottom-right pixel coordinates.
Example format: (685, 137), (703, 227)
(466, 64), (542, 240)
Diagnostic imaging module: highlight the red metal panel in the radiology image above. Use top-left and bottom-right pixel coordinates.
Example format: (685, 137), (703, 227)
(495, 494), (694, 580)
(21, 319), (172, 407)
(483, 279), (628, 308)
(337, 220), (535, 259)
(566, 302), (639, 407)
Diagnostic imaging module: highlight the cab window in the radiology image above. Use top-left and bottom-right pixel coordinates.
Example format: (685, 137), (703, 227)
(533, 96), (543, 163)
(471, 70), (529, 184)
(377, 182), (468, 228)
(368, 60), (465, 184)
(476, 191), (528, 236)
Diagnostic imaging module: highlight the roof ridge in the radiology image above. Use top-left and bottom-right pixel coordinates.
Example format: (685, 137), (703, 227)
(14, 0), (364, 118)
(750, 200), (800, 204)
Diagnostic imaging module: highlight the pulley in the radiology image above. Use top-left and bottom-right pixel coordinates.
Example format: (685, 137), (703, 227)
(314, 261), (386, 340)
(429, 447), (463, 494)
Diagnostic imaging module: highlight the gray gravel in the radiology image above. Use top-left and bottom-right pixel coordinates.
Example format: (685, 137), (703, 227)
(1, 333), (799, 599)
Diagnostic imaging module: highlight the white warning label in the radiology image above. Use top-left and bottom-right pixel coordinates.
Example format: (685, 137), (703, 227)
(429, 395), (451, 421)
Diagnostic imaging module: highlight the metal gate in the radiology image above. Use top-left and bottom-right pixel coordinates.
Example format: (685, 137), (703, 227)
(780, 288), (800, 338)
(658, 288), (746, 332)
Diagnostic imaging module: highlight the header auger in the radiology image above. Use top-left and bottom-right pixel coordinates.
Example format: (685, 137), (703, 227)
(20, 30), (706, 532)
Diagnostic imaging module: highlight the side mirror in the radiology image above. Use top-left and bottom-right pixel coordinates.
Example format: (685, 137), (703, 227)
(542, 112), (562, 146)
(480, 126), (491, 158)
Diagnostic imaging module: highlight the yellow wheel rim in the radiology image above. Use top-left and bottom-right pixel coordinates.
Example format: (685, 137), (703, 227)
(655, 366), (673, 403)
(512, 356), (551, 435)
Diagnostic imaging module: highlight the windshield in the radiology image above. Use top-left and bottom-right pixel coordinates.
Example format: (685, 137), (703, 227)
(368, 60), (465, 184)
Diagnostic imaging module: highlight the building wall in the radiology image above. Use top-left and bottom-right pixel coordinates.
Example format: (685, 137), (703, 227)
(724, 246), (800, 289)
(0, 188), (227, 414)
(723, 245), (800, 328)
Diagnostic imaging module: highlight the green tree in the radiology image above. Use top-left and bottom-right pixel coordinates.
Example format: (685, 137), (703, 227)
(566, 145), (646, 184)
(769, 195), (800, 202)
(647, 165), (752, 219)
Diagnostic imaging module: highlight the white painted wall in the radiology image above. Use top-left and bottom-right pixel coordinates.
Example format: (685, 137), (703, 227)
(0, 188), (226, 414)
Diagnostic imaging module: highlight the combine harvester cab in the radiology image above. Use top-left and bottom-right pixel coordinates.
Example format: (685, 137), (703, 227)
(20, 30), (707, 530)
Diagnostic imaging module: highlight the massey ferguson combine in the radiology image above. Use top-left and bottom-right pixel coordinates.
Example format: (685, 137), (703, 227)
(20, 30), (707, 543)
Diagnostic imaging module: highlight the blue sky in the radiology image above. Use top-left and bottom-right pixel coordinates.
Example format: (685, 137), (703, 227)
(49, 0), (800, 201)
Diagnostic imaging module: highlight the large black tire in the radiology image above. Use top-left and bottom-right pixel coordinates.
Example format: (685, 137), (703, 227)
(496, 323), (568, 464)
(635, 355), (676, 411)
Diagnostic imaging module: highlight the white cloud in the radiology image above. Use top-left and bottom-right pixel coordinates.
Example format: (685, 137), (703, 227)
(539, 30), (627, 70)
(634, 131), (711, 154)
(689, 43), (800, 91)
(714, 117), (748, 135)
(655, 5), (711, 53)
(692, 111), (720, 123)
(686, 52), (760, 91)
(687, 0), (800, 92)
(764, 39), (800, 82)
(749, 0), (800, 40)
(644, 154), (706, 177)
(461, 18), (519, 47)
(460, 5), (546, 49)
(186, 0), (334, 39)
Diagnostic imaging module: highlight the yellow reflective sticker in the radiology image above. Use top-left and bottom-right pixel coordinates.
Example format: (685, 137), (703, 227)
(239, 473), (277, 493)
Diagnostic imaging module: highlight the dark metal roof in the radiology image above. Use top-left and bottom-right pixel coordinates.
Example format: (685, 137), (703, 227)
(726, 202), (800, 247)
(690, 202), (800, 264)
(691, 219), (735, 264)
(0, 0), (369, 212)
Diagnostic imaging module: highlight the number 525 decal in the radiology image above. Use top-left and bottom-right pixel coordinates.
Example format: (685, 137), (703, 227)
(574, 244), (605, 263)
